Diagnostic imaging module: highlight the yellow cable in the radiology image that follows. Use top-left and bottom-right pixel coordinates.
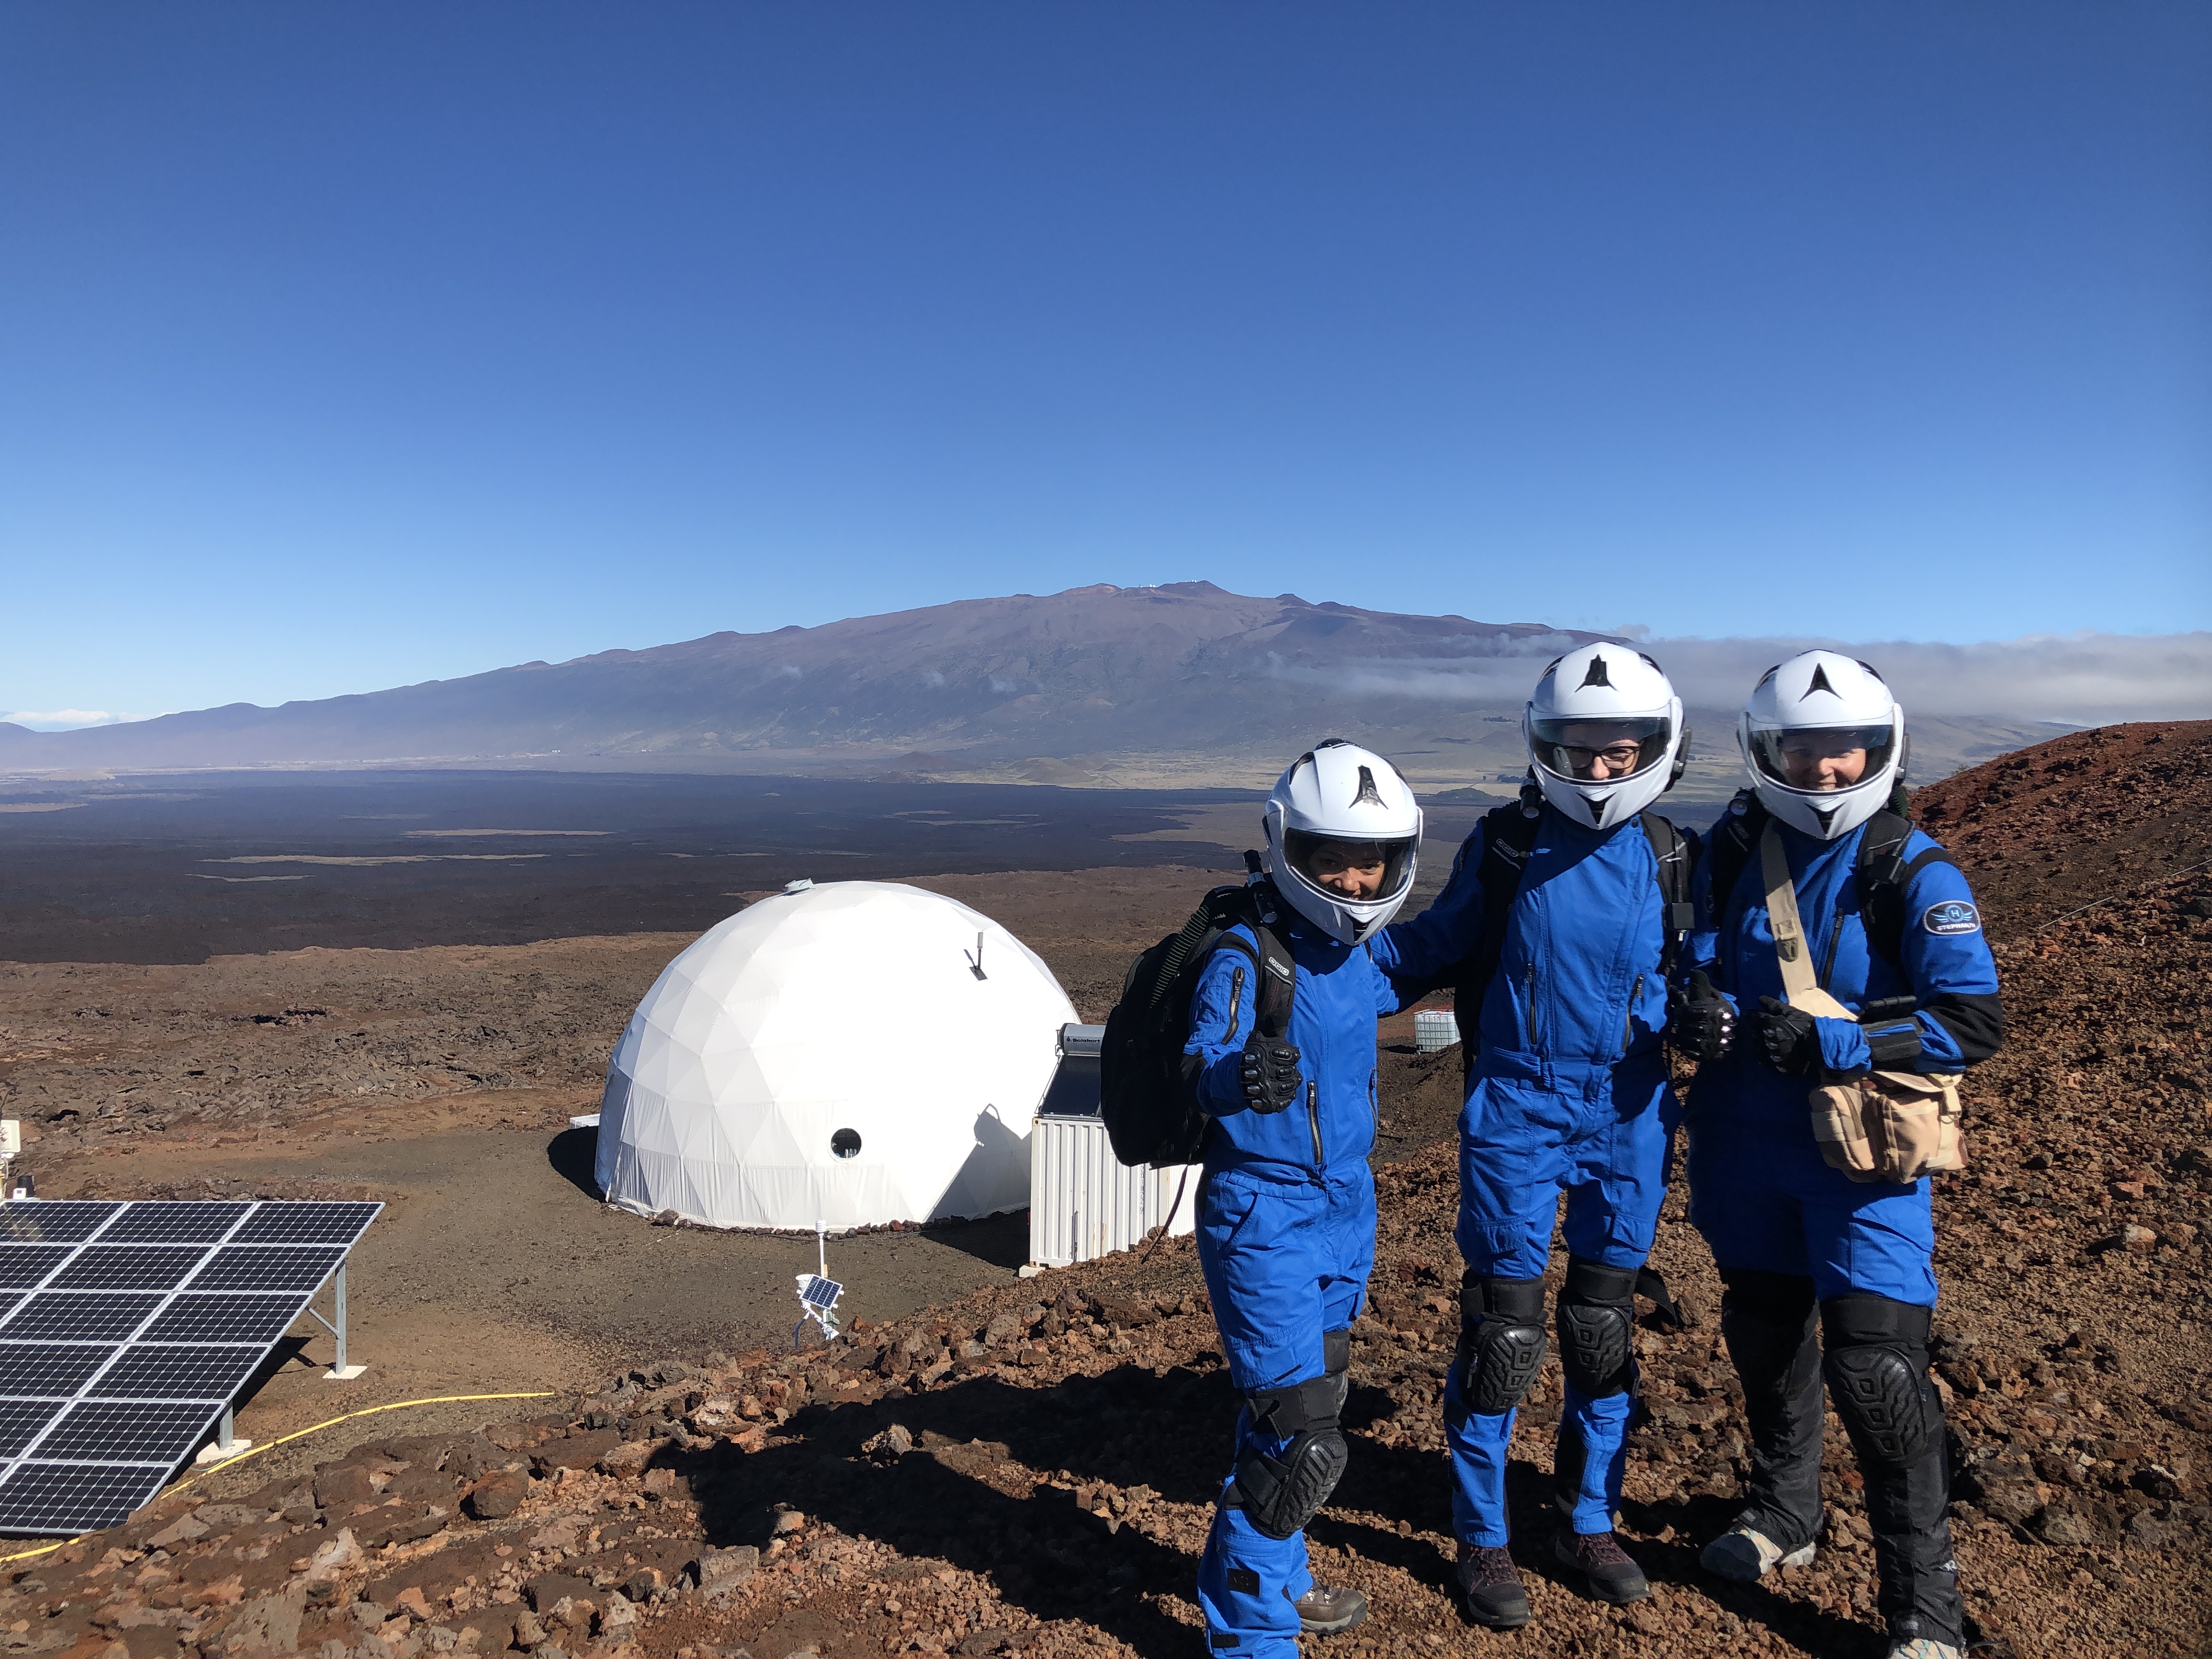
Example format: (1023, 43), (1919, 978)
(0, 1391), (557, 1564)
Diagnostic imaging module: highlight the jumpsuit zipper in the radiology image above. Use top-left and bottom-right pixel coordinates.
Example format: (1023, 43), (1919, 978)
(1524, 959), (1538, 1052)
(1621, 973), (1645, 1057)
(1306, 1081), (1323, 1167)
(1226, 965), (1245, 1037)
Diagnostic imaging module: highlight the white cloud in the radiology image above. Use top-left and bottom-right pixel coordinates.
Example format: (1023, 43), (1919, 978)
(1, 709), (167, 732)
(1641, 631), (2212, 723)
(1268, 631), (2211, 724)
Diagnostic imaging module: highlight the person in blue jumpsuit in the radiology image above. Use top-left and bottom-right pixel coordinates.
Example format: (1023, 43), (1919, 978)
(1672, 651), (2002, 1659)
(1186, 740), (1424, 1656)
(1371, 643), (1696, 1628)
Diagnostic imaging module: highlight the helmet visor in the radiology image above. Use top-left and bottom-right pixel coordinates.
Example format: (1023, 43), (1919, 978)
(1530, 715), (1673, 783)
(1283, 831), (1417, 909)
(1750, 725), (1896, 793)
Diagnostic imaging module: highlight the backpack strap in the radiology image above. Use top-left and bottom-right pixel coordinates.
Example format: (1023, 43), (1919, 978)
(1637, 811), (1694, 980)
(1855, 807), (1957, 973)
(1450, 801), (1544, 1070)
(1205, 883), (1299, 1043)
(1703, 789), (1766, 935)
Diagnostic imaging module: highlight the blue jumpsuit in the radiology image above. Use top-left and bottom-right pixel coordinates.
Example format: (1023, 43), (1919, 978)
(1683, 816), (2000, 1301)
(1682, 810), (2000, 1648)
(1185, 908), (1395, 1657)
(1371, 806), (1679, 1544)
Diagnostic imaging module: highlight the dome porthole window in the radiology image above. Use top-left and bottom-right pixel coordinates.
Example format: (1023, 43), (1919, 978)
(831, 1127), (862, 1160)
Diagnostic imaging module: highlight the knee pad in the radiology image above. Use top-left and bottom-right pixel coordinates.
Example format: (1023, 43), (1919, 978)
(1820, 1294), (1937, 1468)
(1229, 1373), (1348, 1540)
(1557, 1258), (1637, 1399)
(1453, 1273), (1547, 1416)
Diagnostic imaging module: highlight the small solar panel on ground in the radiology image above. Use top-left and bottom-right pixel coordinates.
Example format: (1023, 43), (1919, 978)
(0, 1199), (380, 1533)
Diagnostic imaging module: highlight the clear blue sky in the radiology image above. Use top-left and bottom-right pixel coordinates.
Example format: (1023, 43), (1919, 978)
(3, 3), (2206, 724)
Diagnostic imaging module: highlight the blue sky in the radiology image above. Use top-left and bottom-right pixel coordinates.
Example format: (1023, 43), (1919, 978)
(3, 3), (2207, 726)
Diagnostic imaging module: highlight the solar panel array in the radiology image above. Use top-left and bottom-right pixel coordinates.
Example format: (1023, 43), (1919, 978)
(0, 1200), (379, 1534)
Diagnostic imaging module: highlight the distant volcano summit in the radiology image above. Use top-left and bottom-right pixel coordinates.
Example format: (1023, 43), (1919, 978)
(0, 583), (2052, 798)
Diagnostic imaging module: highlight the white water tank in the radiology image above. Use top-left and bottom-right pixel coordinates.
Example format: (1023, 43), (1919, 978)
(1414, 1009), (1460, 1052)
(1026, 1024), (1197, 1268)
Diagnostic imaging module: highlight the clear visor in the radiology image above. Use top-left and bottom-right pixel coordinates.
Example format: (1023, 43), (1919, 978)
(1750, 725), (1895, 793)
(1284, 831), (1417, 907)
(1530, 715), (1672, 783)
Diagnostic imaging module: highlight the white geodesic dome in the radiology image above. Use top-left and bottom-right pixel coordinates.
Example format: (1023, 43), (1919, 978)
(594, 881), (1079, 1231)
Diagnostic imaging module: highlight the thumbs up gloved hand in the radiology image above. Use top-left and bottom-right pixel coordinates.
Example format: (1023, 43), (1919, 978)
(1755, 996), (1822, 1076)
(1238, 1032), (1304, 1114)
(1672, 970), (1738, 1063)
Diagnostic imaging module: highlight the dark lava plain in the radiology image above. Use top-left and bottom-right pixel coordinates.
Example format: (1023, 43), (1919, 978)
(0, 771), (1283, 964)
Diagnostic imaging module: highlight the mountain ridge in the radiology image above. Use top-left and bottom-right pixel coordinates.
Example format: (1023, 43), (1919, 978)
(0, 582), (2060, 798)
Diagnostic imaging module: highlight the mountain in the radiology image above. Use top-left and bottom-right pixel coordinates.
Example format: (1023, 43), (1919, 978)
(0, 582), (2057, 800)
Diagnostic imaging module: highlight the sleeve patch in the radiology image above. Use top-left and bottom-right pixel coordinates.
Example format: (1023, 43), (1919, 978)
(1921, 899), (1981, 936)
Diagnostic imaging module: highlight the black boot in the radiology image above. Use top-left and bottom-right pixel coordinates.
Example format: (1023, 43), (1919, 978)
(1707, 1266), (1825, 1571)
(1821, 1295), (1966, 1653)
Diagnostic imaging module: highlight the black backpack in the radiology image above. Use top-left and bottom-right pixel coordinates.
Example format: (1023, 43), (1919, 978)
(1099, 855), (1296, 1169)
(1392, 785), (1695, 1076)
(1701, 785), (1953, 981)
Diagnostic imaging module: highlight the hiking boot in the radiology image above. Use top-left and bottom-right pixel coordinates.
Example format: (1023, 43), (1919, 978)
(1701, 1521), (1817, 1583)
(1455, 1543), (1530, 1629)
(1293, 1585), (1368, 1635)
(1554, 1530), (1650, 1604)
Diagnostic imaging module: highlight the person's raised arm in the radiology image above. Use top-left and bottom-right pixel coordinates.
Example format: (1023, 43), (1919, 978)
(1369, 822), (1489, 1006)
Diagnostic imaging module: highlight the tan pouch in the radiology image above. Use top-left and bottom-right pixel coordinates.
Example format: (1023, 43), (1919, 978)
(1761, 827), (1967, 1184)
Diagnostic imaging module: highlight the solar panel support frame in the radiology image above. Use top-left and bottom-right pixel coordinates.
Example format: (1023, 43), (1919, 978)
(191, 1405), (251, 1466)
(302, 1262), (365, 1380)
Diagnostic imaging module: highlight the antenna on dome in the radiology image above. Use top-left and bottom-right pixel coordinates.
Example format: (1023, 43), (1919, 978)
(965, 930), (988, 980)
(794, 1217), (844, 1347)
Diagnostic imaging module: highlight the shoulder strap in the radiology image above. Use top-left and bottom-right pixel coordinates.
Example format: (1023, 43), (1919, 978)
(1760, 824), (1853, 1019)
(1705, 791), (1765, 930)
(1855, 808), (1959, 972)
(1637, 812), (1694, 979)
(1447, 803), (1542, 1074)
(1474, 802), (1542, 980)
(1210, 883), (1297, 1041)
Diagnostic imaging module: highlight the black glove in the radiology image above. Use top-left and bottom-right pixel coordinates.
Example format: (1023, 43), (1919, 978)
(1755, 996), (1821, 1076)
(1238, 1032), (1304, 1114)
(1672, 970), (1737, 1063)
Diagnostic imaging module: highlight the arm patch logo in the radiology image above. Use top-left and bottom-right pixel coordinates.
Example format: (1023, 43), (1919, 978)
(1921, 899), (1980, 936)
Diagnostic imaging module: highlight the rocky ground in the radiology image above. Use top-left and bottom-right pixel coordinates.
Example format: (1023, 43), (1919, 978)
(1, 726), (2208, 1657)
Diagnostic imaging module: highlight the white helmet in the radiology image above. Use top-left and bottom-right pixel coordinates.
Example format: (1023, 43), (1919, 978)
(1261, 740), (1424, 946)
(1523, 644), (1688, 831)
(1737, 650), (1906, 840)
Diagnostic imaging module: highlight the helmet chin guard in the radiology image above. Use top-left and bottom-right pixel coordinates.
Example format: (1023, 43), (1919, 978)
(1261, 740), (1423, 945)
(1522, 644), (1688, 831)
(1737, 650), (1906, 840)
